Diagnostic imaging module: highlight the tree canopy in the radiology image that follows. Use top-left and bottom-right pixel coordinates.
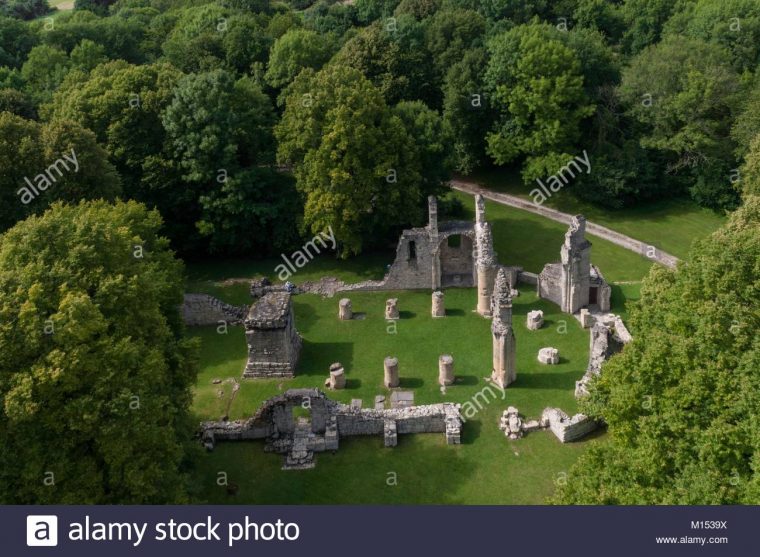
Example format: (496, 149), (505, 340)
(0, 200), (198, 504)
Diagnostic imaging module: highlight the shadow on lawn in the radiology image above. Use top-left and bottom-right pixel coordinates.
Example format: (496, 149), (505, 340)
(298, 340), (354, 377)
(514, 369), (582, 390)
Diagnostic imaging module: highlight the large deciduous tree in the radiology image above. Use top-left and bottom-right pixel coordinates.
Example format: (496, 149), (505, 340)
(619, 35), (741, 209)
(485, 22), (595, 181)
(0, 200), (198, 504)
(0, 112), (120, 233)
(276, 65), (450, 256)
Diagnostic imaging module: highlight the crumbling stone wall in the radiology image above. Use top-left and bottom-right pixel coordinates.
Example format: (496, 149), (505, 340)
(575, 319), (630, 398)
(541, 408), (599, 443)
(181, 294), (248, 326)
(200, 389), (462, 468)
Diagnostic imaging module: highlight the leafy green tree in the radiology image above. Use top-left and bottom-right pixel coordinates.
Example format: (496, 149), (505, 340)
(0, 200), (198, 504)
(161, 4), (229, 73)
(40, 9), (146, 63)
(620, 0), (679, 54)
(0, 0), (52, 21)
(0, 86), (35, 117)
(162, 70), (275, 183)
(276, 65), (444, 256)
(354, 0), (400, 23)
(619, 35), (741, 208)
(162, 70), (297, 254)
(46, 60), (182, 191)
(554, 0), (625, 43)
(0, 111), (121, 233)
(222, 13), (272, 74)
(554, 196), (760, 504)
(442, 47), (492, 173)
(394, 0), (440, 20)
(264, 28), (336, 91)
(74, 0), (118, 16)
(0, 15), (37, 68)
(663, 0), (760, 72)
(424, 8), (485, 79)
(740, 135), (760, 198)
(21, 45), (70, 105)
(332, 18), (438, 106)
(441, 0), (548, 22)
(393, 100), (454, 192)
(485, 23), (595, 180)
(68, 38), (107, 71)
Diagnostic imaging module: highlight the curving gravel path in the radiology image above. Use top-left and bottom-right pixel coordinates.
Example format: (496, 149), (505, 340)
(450, 179), (679, 269)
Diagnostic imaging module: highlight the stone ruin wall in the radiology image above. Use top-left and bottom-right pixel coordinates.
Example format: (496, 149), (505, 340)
(382, 228), (438, 290)
(201, 390), (462, 452)
(181, 293), (248, 326)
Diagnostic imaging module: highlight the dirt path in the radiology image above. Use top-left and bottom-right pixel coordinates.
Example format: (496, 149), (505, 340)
(450, 179), (680, 269)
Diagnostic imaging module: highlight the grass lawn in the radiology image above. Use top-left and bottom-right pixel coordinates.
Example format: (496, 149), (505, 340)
(470, 167), (726, 260)
(191, 286), (607, 504)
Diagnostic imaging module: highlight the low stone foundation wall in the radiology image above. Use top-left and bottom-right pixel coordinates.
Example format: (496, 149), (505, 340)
(542, 407), (599, 443)
(200, 390), (462, 467)
(335, 403), (460, 444)
(182, 294), (248, 326)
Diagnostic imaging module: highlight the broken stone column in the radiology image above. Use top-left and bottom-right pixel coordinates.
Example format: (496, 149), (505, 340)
(580, 308), (594, 328)
(538, 347), (560, 365)
(560, 215), (592, 314)
(338, 298), (352, 320)
(491, 269), (517, 388)
(438, 354), (454, 386)
(384, 356), (399, 388)
(324, 362), (345, 389)
(526, 309), (544, 330)
(385, 298), (399, 320)
(432, 290), (445, 317)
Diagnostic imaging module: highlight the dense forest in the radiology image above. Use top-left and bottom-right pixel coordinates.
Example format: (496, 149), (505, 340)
(0, 0), (758, 504)
(1, 0), (758, 258)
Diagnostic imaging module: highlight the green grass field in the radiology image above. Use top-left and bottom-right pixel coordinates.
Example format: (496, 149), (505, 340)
(471, 167), (726, 259)
(191, 286), (606, 504)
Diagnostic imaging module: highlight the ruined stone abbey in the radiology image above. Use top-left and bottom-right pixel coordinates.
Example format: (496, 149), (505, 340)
(189, 193), (628, 468)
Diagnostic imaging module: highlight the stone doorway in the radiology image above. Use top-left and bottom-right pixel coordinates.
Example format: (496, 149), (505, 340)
(439, 234), (474, 287)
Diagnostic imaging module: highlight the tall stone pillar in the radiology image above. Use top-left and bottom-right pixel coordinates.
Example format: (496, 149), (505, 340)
(474, 195), (497, 316)
(491, 269), (517, 388)
(560, 215), (592, 314)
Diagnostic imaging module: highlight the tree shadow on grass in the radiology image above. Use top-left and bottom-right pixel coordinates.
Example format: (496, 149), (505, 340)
(398, 377), (424, 388)
(298, 340), (354, 377)
(513, 370), (582, 390)
(344, 378), (362, 389)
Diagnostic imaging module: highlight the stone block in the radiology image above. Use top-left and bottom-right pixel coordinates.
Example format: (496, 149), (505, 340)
(432, 291), (445, 317)
(338, 298), (352, 320)
(385, 298), (399, 320)
(526, 309), (544, 330)
(538, 347), (559, 365)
